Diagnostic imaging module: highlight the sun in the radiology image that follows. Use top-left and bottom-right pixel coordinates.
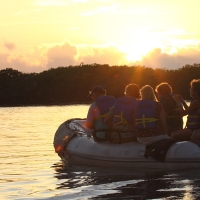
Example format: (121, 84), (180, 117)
(121, 46), (145, 62)
(118, 30), (164, 62)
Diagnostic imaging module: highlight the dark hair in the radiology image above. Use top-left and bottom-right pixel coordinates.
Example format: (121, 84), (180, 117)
(155, 82), (172, 95)
(190, 79), (200, 96)
(88, 85), (106, 97)
(125, 83), (140, 99)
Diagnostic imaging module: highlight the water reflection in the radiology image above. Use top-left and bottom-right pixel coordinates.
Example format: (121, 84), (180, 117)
(52, 161), (200, 200)
(1, 105), (199, 200)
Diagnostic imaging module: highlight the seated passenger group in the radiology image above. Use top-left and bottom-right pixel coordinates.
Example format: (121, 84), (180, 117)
(86, 79), (200, 146)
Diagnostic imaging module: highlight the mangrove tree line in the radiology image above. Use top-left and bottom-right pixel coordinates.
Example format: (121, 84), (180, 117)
(0, 63), (200, 106)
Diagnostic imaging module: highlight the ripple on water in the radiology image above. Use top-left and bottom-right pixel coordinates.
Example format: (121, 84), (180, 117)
(0, 105), (199, 200)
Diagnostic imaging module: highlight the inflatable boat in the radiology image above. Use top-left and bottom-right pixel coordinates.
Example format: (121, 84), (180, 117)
(54, 118), (200, 171)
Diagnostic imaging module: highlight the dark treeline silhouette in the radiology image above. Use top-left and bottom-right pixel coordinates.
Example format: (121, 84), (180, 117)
(1, 63), (200, 106)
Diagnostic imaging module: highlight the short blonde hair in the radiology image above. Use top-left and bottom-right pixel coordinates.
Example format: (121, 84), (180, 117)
(141, 85), (158, 101)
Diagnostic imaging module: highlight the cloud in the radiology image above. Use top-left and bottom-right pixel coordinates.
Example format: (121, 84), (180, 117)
(132, 47), (200, 69)
(0, 53), (44, 73)
(0, 41), (128, 72)
(46, 42), (78, 69)
(0, 53), (10, 67)
(77, 45), (127, 65)
(0, 41), (78, 72)
(45, 42), (127, 68)
(1, 41), (200, 73)
(4, 42), (16, 51)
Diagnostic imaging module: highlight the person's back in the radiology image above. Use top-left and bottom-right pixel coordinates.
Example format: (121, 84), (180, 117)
(135, 85), (169, 145)
(105, 83), (140, 143)
(112, 96), (137, 131)
(86, 85), (116, 142)
(135, 99), (158, 130)
(93, 95), (116, 132)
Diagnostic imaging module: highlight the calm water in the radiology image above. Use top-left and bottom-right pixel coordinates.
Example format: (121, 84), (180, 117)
(1, 105), (200, 200)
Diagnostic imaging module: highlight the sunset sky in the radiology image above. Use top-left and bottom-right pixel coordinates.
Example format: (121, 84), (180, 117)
(1, 0), (200, 73)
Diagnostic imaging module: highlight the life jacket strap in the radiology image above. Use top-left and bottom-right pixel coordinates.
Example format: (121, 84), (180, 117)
(188, 116), (199, 118)
(96, 106), (113, 120)
(114, 112), (131, 125)
(187, 122), (199, 125)
(96, 112), (109, 120)
(168, 108), (181, 118)
(187, 116), (199, 126)
(168, 116), (181, 118)
(136, 114), (158, 128)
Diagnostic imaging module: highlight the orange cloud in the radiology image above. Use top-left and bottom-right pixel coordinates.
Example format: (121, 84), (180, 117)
(77, 46), (127, 66)
(46, 42), (78, 69)
(0, 53), (44, 73)
(132, 46), (200, 69)
(1, 41), (200, 73)
(4, 42), (16, 51)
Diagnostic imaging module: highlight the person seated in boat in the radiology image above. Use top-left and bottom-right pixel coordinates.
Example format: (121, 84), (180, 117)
(170, 79), (200, 141)
(86, 85), (116, 142)
(104, 83), (140, 143)
(135, 85), (169, 145)
(155, 82), (183, 136)
(191, 109), (200, 146)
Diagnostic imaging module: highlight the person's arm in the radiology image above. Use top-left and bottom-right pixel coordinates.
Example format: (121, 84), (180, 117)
(175, 97), (199, 116)
(86, 103), (97, 129)
(174, 94), (188, 110)
(86, 121), (93, 129)
(178, 94), (188, 109)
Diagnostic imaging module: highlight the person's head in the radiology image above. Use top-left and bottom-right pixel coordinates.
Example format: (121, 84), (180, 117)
(88, 85), (106, 101)
(155, 82), (172, 99)
(140, 85), (158, 101)
(124, 83), (140, 99)
(190, 79), (200, 98)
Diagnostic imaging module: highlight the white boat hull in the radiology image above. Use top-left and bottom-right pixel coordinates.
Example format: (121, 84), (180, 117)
(54, 119), (200, 171)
